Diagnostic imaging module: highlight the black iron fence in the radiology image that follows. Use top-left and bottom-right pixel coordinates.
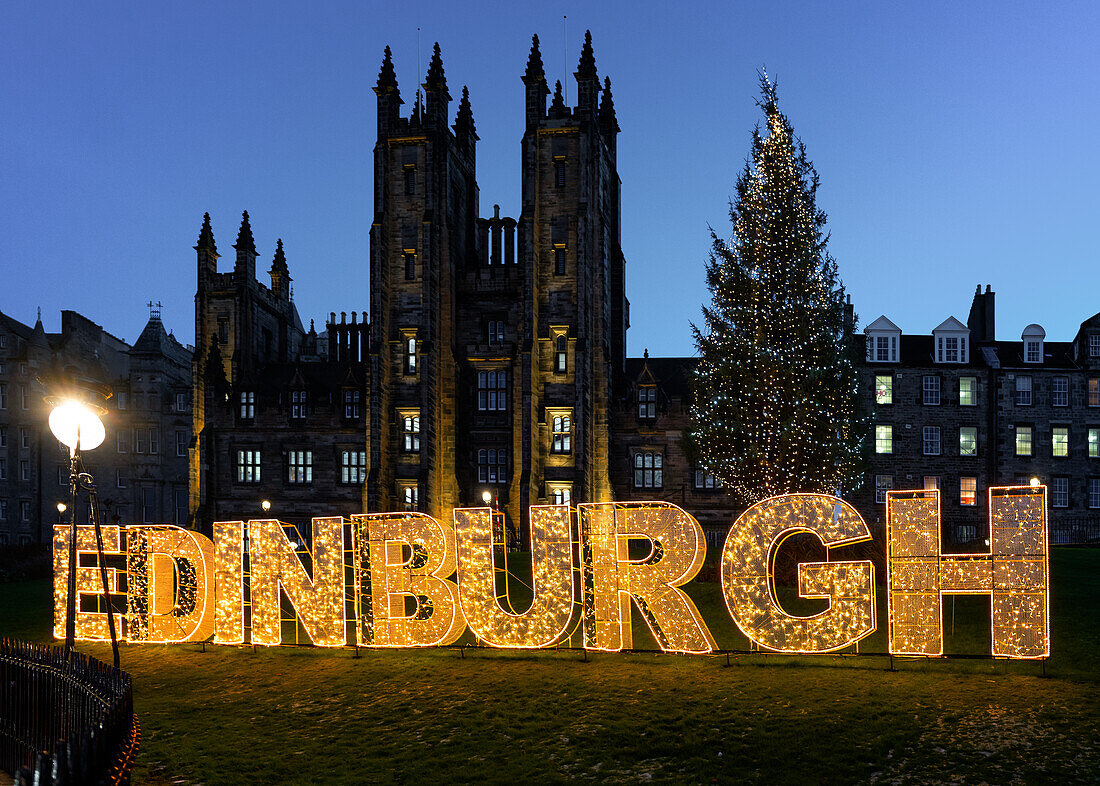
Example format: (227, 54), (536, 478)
(0, 638), (137, 785)
(1051, 516), (1100, 545)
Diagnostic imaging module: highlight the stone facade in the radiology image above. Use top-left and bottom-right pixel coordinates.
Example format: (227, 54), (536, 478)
(855, 286), (1100, 546)
(0, 307), (191, 543)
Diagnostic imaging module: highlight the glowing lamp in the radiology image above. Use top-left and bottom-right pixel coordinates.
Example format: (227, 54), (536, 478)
(48, 399), (106, 453)
(1029, 477), (1040, 488)
(261, 500), (272, 512)
(56, 502), (67, 515)
(481, 491), (492, 505)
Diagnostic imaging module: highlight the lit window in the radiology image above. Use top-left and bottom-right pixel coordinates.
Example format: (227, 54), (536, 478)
(1051, 477), (1069, 508)
(1090, 428), (1099, 458)
(694, 470), (718, 489)
(404, 253), (416, 281)
(341, 450), (366, 484)
(1089, 379), (1099, 407)
(344, 390), (360, 419)
(405, 337), (417, 375)
(555, 248), (566, 275)
(875, 425), (893, 454)
(1052, 376), (1069, 407)
(551, 415), (572, 454)
(633, 451), (663, 489)
(478, 448), (507, 484)
(875, 475), (893, 504)
(922, 376), (940, 405)
(549, 484), (572, 506)
(290, 390), (307, 419)
(401, 483), (419, 511)
(874, 375), (892, 405)
(637, 386), (656, 419)
(236, 450), (261, 483)
(478, 371), (507, 412)
(239, 391), (255, 419)
(402, 414), (420, 453)
(960, 477), (977, 506)
(555, 336), (567, 373)
(1015, 376), (1032, 406)
(1016, 426), (1033, 456)
(959, 376), (977, 406)
(923, 426), (940, 456)
(288, 450), (313, 484)
(923, 476), (939, 491)
(959, 427), (977, 456)
(487, 321), (505, 345)
(1052, 426), (1069, 458)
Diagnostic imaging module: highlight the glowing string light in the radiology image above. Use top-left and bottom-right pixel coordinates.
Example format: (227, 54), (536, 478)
(126, 525), (215, 643)
(722, 494), (875, 653)
(52, 525), (124, 641)
(578, 502), (716, 654)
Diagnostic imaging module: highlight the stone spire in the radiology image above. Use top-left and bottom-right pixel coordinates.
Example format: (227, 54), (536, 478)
(195, 211), (219, 284)
(599, 76), (620, 143)
(522, 34), (549, 127)
(195, 212), (217, 254)
(374, 46), (403, 136)
(454, 85), (478, 149)
(574, 30), (600, 117)
(549, 79), (568, 118)
(269, 238), (291, 299)
(423, 42), (450, 128)
(233, 210), (257, 279)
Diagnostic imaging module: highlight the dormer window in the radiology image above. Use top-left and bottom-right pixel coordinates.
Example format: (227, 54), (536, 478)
(864, 316), (901, 364)
(932, 317), (970, 364)
(1022, 324), (1045, 364)
(1091, 334), (1100, 358)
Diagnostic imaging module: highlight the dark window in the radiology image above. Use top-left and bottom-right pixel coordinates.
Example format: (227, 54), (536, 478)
(555, 160), (566, 187)
(633, 452), (663, 489)
(344, 390), (360, 419)
(637, 386), (656, 419)
(239, 391), (255, 420)
(341, 451), (366, 484)
(487, 321), (504, 345)
(404, 166), (416, 196)
(478, 448), (508, 484)
(290, 390), (307, 419)
(478, 371), (507, 411)
(404, 253), (416, 280)
(555, 336), (567, 373)
(555, 248), (566, 275)
(236, 450), (261, 483)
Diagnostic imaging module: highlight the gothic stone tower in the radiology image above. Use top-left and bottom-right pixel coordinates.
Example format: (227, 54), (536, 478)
(368, 33), (626, 537)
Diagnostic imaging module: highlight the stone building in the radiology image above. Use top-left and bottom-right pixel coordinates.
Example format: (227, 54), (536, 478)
(855, 285), (1100, 546)
(0, 307), (191, 544)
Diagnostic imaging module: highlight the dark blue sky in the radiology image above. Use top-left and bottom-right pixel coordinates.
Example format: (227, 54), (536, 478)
(3, 1), (1097, 356)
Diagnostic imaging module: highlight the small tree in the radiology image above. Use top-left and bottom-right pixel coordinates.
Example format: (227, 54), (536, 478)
(689, 73), (864, 505)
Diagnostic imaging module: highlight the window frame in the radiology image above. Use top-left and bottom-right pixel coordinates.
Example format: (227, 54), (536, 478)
(959, 426), (978, 457)
(922, 375), (941, 406)
(1052, 376), (1069, 407)
(1015, 375), (1032, 406)
(875, 424), (893, 454)
(960, 477), (977, 507)
(874, 374), (893, 405)
(236, 449), (262, 483)
(923, 426), (941, 456)
(1052, 425), (1070, 458)
(875, 474), (893, 504)
(1015, 425), (1033, 457)
(633, 450), (664, 489)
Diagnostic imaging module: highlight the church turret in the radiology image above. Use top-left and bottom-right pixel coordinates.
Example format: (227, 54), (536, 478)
(574, 30), (600, 118)
(233, 211), (257, 281)
(195, 212), (219, 287)
(374, 46), (402, 137)
(423, 42), (450, 130)
(522, 34), (549, 128)
(269, 238), (290, 300)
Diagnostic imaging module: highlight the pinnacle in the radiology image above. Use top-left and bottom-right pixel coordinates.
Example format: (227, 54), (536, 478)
(234, 210), (256, 255)
(455, 85), (476, 136)
(524, 33), (545, 82)
(271, 238), (287, 271)
(377, 45), (397, 90)
(550, 80), (566, 112)
(600, 75), (619, 132)
(576, 29), (597, 78)
(425, 42), (447, 90)
(195, 211), (217, 253)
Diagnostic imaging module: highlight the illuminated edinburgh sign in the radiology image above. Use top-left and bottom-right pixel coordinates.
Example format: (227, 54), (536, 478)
(52, 488), (1050, 659)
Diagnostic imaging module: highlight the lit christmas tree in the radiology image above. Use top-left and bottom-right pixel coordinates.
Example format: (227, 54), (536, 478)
(689, 73), (865, 504)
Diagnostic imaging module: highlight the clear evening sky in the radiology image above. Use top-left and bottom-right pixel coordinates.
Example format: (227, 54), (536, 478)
(3, 1), (1097, 357)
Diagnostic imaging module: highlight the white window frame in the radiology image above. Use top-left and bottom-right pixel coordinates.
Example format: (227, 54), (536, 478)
(1052, 426), (1069, 458)
(875, 475), (893, 504)
(1052, 376), (1069, 407)
(1015, 375), (1032, 406)
(959, 426), (977, 456)
(923, 426), (941, 456)
(875, 425), (893, 454)
(922, 376), (940, 406)
(1051, 477), (1069, 508)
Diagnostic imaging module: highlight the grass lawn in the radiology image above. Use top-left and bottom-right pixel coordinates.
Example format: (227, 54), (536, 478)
(1, 549), (1098, 784)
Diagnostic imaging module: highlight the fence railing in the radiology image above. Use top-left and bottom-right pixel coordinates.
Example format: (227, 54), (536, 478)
(0, 638), (138, 785)
(1051, 517), (1100, 546)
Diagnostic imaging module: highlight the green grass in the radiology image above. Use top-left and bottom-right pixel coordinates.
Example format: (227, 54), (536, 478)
(2, 550), (1099, 784)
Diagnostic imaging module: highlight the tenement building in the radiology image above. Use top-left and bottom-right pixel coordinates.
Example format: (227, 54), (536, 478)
(0, 307), (191, 544)
(854, 285), (1100, 546)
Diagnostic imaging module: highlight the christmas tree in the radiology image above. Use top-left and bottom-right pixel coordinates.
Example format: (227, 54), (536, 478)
(689, 73), (864, 504)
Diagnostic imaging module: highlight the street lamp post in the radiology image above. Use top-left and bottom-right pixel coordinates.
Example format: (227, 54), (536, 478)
(43, 373), (119, 668)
